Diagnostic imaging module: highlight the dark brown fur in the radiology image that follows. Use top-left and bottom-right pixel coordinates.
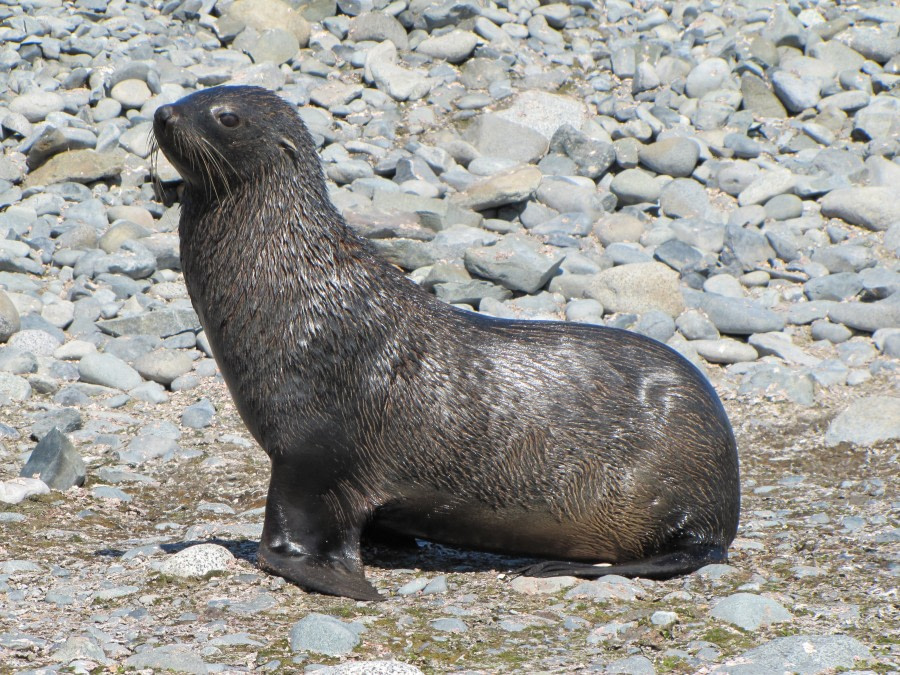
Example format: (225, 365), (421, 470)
(153, 85), (740, 601)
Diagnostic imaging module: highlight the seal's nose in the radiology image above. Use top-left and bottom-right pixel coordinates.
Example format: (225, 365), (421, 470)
(154, 104), (176, 129)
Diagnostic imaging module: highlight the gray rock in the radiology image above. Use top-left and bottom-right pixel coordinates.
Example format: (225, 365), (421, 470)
(638, 137), (699, 178)
(594, 213), (645, 245)
(671, 218), (726, 253)
(30, 408), (82, 440)
(8, 329), (61, 357)
(134, 349), (193, 386)
(51, 635), (108, 665)
(589, 262), (685, 317)
(659, 179), (709, 219)
(397, 577), (429, 595)
(97, 308), (201, 338)
(828, 295), (900, 332)
(740, 74), (787, 119)
(92, 485), (131, 501)
(631, 311), (675, 343)
(804, 273), (862, 301)
(290, 613), (363, 656)
(724, 224), (775, 270)
(748, 332), (820, 367)
(738, 363), (815, 406)
(416, 30), (477, 63)
(685, 58), (731, 99)
(714, 634), (872, 674)
(684, 290), (785, 335)
(318, 662), (423, 675)
(0, 290), (20, 342)
(160, 544), (234, 578)
(771, 70), (821, 113)
(737, 168), (795, 207)
(182, 399), (215, 429)
(465, 234), (564, 294)
(434, 280), (511, 306)
(0, 477), (49, 504)
(810, 320), (852, 344)
(20, 428), (85, 491)
(609, 169), (661, 205)
(118, 435), (180, 465)
(676, 309), (719, 340)
(820, 187), (897, 231)
(365, 41), (431, 102)
(764, 194), (803, 220)
(703, 274), (744, 299)
(125, 645), (209, 674)
(692, 338), (758, 364)
(457, 166), (542, 211)
(463, 114), (549, 164)
(709, 593), (792, 631)
(717, 161), (761, 197)
(78, 353), (142, 390)
(565, 575), (644, 602)
(549, 125), (616, 179)
(430, 618), (468, 633)
(604, 654), (656, 674)
(825, 396), (900, 447)
(493, 90), (590, 141)
(422, 575), (448, 594)
(565, 299), (605, 324)
(853, 96), (900, 141)
(811, 245), (874, 274)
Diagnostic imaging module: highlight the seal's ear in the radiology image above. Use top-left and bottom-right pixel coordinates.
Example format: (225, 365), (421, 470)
(279, 137), (298, 160)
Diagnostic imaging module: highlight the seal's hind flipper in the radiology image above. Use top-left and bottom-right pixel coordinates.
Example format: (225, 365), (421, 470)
(513, 544), (729, 581)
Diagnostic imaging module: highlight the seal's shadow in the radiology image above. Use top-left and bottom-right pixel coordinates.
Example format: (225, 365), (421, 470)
(148, 538), (539, 575)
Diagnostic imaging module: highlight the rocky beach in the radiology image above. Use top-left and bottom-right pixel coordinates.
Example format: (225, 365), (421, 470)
(0, 0), (898, 672)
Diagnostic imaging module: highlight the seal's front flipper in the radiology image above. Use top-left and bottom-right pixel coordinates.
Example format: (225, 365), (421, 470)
(258, 546), (382, 601)
(513, 544), (729, 581)
(259, 460), (381, 601)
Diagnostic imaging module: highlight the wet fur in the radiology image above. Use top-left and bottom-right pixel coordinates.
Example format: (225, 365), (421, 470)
(154, 86), (740, 601)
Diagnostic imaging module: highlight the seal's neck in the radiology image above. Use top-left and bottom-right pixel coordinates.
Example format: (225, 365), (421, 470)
(178, 171), (418, 366)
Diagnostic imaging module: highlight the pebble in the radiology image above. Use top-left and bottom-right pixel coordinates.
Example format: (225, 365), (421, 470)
(134, 349), (193, 386)
(820, 187), (897, 232)
(318, 662), (423, 675)
(714, 634), (872, 674)
(182, 398), (216, 429)
(464, 234), (564, 294)
(0, 290), (21, 342)
(0, 477), (49, 504)
(684, 290), (785, 335)
(709, 593), (792, 631)
(124, 645), (210, 674)
(589, 262), (684, 318)
(159, 544), (234, 578)
(78, 352), (142, 391)
(638, 137), (699, 178)
(19, 428), (85, 491)
(430, 618), (468, 633)
(825, 396), (900, 448)
(565, 575), (644, 602)
(290, 613), (363, 656)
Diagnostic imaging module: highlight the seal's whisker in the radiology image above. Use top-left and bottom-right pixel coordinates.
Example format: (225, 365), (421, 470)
(198, 136), (235, 202)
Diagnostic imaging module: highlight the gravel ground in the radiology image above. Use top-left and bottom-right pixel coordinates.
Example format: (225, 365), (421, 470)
(0, 0), (898, 673)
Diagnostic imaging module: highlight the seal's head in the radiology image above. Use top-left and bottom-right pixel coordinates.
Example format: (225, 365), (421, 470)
(153, 85), (321, 198)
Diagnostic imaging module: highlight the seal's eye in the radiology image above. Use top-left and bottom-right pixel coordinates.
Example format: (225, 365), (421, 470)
(218, 112), (240, 128)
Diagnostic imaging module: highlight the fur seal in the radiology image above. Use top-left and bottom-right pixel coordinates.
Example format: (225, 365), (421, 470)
(153, 85), (740, 601)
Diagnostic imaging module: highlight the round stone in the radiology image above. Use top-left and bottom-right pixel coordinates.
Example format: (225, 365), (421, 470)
(110, 79), (152, 109)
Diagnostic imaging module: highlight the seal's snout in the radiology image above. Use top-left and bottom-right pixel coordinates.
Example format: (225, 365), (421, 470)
(154, 104), (177, 131)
